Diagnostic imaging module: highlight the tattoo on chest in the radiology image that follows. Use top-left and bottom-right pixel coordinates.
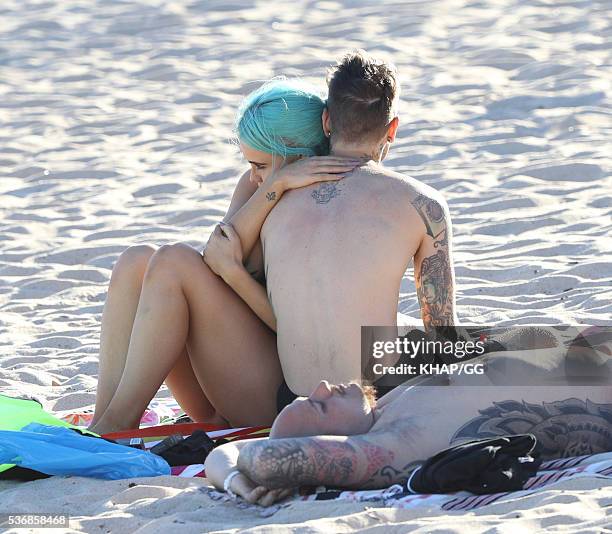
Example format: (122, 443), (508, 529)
(311, 182), (340, 204)
(452, 398), (612, 459)
(375, 461), (424, 487)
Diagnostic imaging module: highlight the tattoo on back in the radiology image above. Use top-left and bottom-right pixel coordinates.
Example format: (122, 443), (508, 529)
(452, 398), (612, 459)
(312, 183), (340, 204)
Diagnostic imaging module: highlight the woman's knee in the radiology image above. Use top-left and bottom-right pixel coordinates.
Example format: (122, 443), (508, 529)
(144, 242), (209, 282)
(110, 245), (157, 285)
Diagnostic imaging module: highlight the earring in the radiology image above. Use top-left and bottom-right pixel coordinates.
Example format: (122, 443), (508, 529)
(327, 131), (332, 137)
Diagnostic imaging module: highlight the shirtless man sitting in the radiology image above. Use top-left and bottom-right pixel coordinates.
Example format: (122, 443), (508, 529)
(205, 348), (612, 506)
(261, 49), (459, 408)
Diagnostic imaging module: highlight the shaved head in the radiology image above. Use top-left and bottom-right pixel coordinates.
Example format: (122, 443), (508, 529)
(270, 381), (378, 439)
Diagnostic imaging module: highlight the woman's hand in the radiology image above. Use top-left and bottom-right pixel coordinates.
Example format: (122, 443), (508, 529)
(230, 472), (295, 506)
(202, 223), (244, 283)
(271, 156), (363, 193)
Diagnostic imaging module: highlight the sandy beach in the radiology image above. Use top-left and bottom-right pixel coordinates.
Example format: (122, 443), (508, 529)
(1, 0), (611, 531)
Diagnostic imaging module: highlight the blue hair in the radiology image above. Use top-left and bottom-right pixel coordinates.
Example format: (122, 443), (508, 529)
(235, 79), (329, 157)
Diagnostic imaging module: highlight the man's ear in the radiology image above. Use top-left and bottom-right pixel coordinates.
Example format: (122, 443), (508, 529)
(386, 116), (399, 142)
(322, 108), (331, 137)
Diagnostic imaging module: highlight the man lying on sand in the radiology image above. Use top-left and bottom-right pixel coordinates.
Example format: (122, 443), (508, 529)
(91, 49), (460, 434)
(205, 348), (612, 506)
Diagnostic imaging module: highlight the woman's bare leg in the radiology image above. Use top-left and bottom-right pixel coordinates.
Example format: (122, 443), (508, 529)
(164, 348), (228, 425)
(90, 243), (282, 434)
(92, 245), (157, 425)
(92, 245), (221, 427)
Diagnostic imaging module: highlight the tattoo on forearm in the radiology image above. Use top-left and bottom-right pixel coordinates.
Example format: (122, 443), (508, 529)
(452, 398), (612, 459)
(351, 437), (396, 486)
(266, 191), (276, 201)
(311, 183), (340, 204)
(238, 439), (352, 489)
(237, 436), (394, 490)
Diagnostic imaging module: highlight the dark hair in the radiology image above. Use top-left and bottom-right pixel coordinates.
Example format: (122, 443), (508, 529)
(326, 49), (399, 144)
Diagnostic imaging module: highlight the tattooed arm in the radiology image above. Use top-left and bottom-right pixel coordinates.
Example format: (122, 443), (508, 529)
(204, 437), (295, 505)
(226, 174), (287, 262)
(236, 427), (423, 490)
(411, 193), (458, 333)
(214, 170), (265, 281)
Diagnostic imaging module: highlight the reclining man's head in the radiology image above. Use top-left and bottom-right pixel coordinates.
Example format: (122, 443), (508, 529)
(324, 49), (400, 162)
(270, 380), (377, 438)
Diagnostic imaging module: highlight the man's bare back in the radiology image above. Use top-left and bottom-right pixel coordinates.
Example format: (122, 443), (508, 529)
(262, 162), (453, 393)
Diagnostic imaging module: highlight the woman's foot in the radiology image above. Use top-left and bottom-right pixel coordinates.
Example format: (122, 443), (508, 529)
(88, 422), (126, 436)
(89, 409), (230, 436)
(88, 409), (141, 435)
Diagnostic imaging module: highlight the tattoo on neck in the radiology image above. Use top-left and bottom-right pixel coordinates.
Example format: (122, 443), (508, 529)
(266, 191), (276, 202)
(312, 183), (340, 204)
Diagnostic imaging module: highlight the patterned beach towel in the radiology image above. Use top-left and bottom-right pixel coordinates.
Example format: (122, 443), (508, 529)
(300, 452), (612, 511)
(198, 452), (612, 517)
(55, 399), (184, 428)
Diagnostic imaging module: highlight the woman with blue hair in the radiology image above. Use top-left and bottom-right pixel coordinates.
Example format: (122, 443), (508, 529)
(237, 79), (330, 159)
(90, 80), (360, 434)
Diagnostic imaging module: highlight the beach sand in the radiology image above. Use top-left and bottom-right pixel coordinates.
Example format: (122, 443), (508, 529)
(0, 0), (610, 531)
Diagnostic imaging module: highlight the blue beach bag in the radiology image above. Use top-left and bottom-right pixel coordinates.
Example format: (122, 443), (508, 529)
(0, 423), (170, 480)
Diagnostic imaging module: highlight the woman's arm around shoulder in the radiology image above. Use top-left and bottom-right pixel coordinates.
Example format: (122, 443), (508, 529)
(222, 170), (258, 223)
